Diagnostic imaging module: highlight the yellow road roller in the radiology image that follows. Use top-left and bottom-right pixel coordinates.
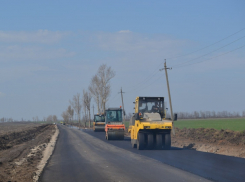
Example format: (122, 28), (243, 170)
(128, 97), (172, 150)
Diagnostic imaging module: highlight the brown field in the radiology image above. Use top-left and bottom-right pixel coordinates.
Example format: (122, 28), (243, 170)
(0, 122), (56, 182)
(0, 122), (43, 135)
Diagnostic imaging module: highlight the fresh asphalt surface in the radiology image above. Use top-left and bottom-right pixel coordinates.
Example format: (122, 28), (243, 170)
(40, 125), (245, 182)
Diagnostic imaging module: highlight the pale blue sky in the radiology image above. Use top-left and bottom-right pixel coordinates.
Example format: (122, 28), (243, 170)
(0, 1), (245, 120)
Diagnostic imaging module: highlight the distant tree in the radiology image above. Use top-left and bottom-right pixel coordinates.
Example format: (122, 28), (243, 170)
(97, 64), (115, 112)
(243, 110), (245, 117)
(89, 75), (101, 114)
(125, 112), (133, 120)
(82, 89), (92, 128)
(200, 111), (206, 119)
(193, 111), (199, 119)
(52, 115), (57, 122)
(61, 111), (69, 123)
(46, 115), (53, 123)
(67, 105), (74, 123)
(211, 111), (216, 118)
(70, 93), (82, 127)
(8, 118), (13, 122)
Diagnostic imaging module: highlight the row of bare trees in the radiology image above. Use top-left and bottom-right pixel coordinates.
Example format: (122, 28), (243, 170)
(0, 115), (58, 123)
(0, 117), (13, 122)
(175, 110), (245, 119)
(61, 105), (74, 123)
(31, 115), (58, 122)
(61, 64), (115, 127)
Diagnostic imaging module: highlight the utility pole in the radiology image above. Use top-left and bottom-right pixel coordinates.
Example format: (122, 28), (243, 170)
(119, 87), (125, 121)
(160, 59), (175, 134)
(92, 105), (94, 116)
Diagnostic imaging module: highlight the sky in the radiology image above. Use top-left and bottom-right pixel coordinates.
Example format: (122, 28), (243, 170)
(0, 1), (245, 120)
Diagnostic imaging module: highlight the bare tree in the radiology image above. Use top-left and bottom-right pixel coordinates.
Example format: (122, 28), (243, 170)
(61, 111), (69, 123)
(67, 105), (74, 123)
(82, 89), (92, 128)
(46, 115), (53, 123)
(125, 112), (133, 121)
(87, 92), (92, 128)
(82, 90), (88, 127)
(89, 75), (101, 113)
(53, 115), (57, 123)
(97, 64), (115, 112)
(8, 118), (13, 122)
(193, 111), (199, 119)
(70, 93), (82, 127)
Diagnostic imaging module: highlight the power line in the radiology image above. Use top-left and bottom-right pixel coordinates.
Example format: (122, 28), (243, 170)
(124, 28), (245, 93)
(166, 27), (245, 60)
(171, 34), (245, 67)
(124, 61), (164, 91)
(126, 72), (164, 94)
(174, 44), (245, 68)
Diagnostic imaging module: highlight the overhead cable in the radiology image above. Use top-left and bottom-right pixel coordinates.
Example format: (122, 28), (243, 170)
(166, 27), (245, 60)
(171, 34), (245, 67)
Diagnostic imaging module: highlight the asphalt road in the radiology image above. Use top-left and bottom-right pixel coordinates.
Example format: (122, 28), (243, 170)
(40, 125), (245, 182)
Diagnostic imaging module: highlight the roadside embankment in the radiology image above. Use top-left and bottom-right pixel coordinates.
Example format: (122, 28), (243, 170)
(172, 128), (245, 158)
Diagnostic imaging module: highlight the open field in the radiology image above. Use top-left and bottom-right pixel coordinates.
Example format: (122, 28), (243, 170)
(174, 118), (245, 131)
(0, 122), (43, 135)
(125, 118), (245, 131)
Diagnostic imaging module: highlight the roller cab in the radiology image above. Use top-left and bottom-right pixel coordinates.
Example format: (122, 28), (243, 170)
(105, 108), (125, 140)
(93, 114), (105, 132)
(129, 97), (172, 150)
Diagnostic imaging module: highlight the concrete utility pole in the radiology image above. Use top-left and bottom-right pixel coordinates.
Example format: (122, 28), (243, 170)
(119, 87), (125, 121)
(160, 59), (175, 134)
(92, 105), (94, 116)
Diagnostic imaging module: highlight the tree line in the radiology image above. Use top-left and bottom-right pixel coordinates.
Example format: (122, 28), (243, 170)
(174, 110), (245, 119)
(61, 64), (115, 127)
(0, 114), (58, 123)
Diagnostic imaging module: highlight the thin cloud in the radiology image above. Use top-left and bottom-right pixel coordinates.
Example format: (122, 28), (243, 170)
(93, 31), (187, 56)
(0, 65), (54, 82)
(0, 30), (69, 44)
(0, 92), (5, 97)
(0, 45), (75, 61)
(118, 30), (131, 33)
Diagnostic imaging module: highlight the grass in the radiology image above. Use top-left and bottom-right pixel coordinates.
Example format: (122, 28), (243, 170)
(174, 118), (245, 131)
(124, 118), (245, 131)
(124, 121), (130, 128)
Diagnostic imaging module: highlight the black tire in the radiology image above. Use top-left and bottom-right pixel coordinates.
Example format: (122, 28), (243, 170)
(137, 132), (145, 150)
(147, 134), (154, 149)
(164, 133), (171, 150)
(156, 134), (163, 149)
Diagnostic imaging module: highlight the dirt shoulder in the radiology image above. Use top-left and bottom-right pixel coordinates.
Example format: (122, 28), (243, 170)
(0, 123), (57, 182)
(172, 128), (245, 158)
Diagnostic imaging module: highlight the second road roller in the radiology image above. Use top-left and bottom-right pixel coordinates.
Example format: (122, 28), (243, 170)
(105, 107), (125, 140)
(93, 113), (105, 132)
